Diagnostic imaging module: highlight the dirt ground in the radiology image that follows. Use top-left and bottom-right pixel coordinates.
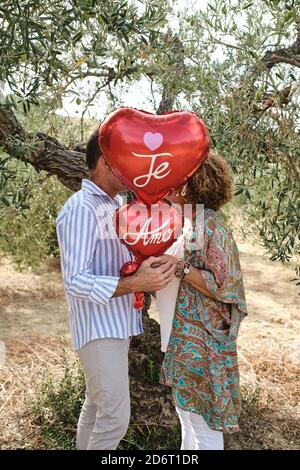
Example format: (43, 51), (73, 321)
(0, 232), (299, 449)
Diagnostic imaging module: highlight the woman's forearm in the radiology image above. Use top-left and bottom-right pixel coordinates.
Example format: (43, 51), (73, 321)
(184, 266), (216, 299)
(158, 254), (216, 299)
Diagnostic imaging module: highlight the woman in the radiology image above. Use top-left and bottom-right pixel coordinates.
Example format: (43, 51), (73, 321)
(157, 151), (247, 450)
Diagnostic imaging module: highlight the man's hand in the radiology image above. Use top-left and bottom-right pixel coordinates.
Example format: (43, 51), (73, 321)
(132, 256), (176, 292)
(112, 256), (177, 298)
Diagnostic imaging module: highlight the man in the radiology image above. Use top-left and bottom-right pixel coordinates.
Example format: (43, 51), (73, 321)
(56, 127), (176, 450)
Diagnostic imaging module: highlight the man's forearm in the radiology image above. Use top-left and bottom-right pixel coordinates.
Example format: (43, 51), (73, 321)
(112, 276), (136, 298)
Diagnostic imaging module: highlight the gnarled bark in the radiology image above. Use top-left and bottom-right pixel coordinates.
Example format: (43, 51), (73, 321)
(0, 108), (88, 191)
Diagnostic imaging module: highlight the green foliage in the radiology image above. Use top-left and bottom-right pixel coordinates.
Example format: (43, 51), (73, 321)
(0, 152), (33, 237)
(174, 0), (300, 266)
(0, 0), (170, 113)
(0, 164), (71, 268)
(145, 358), (161, 383)
(242, 164), (300, 263)
(28, 349), (84, 450)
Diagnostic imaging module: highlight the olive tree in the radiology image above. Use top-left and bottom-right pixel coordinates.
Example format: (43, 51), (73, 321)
(1, 0), (300, 448)
(1, 0), (299, 268)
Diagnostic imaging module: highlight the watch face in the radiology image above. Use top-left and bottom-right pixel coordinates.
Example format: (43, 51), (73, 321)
(184, 267), (190, 274)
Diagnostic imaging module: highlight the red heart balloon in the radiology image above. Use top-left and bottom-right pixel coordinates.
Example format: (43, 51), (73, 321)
(114, 200), (184, 261)
(99, 107), (210, 204)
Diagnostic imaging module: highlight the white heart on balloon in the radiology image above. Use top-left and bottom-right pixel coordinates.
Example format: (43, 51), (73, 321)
(143, 132), (163, 151)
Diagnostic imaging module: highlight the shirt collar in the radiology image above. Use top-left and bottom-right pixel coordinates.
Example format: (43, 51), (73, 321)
(82, 179), (123, 206)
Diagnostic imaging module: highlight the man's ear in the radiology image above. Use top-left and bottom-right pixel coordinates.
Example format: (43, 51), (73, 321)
(102, 158), (113, 177)
(90, 155), (104, 178)
(102, 157), (109, 169)
(94, 155), (104, 169)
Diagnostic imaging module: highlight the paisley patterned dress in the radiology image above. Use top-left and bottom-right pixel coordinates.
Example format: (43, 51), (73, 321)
(160, 208), (247, 433)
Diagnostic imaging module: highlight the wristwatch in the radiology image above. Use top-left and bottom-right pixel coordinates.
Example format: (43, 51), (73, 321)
(183, 262), (190, 277)
(175, 260), (190, 279)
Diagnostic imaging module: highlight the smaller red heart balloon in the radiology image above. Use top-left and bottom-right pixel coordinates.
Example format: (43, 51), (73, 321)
(114, 200), (183, 261)
(119, 260), (145, 310)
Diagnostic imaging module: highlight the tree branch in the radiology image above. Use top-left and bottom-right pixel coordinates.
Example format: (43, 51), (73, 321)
(250, 20), (300, 77)
(252, 84), (296, 113)
(0, 108), (88, 191)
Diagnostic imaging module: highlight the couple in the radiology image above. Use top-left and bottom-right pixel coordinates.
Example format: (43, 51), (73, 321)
(56, 126), (247, 451)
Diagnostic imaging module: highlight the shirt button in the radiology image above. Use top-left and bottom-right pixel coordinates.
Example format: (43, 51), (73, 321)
(97, 208), (108, 219)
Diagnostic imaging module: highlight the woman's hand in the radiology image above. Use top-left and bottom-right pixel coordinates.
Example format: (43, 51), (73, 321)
(151, 254), (216, 299)
(159, 254), (180, 265)
(162, 255), (216, 300)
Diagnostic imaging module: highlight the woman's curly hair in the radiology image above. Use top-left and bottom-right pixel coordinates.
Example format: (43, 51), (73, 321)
(182, 151), (234, 210)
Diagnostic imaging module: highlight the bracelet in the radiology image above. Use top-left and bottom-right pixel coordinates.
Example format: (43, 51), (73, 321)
(175, 260), (190, 279)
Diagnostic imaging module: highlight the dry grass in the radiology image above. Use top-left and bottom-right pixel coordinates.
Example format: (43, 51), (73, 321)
(234, 340), (300, 450)
(0, 335), (73, 450)
(0, 332), (299, 450)
(0, 257), (64, 305)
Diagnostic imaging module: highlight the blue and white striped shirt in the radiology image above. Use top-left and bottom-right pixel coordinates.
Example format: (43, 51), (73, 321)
(56, 179), (143, 350)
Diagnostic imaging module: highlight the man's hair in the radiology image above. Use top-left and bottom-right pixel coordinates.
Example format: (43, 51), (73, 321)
(86, 127), (101, 171)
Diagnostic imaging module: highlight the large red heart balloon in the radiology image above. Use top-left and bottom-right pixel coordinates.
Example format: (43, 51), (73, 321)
(114, 200), (184, 261)
(99, 108), (210, 204)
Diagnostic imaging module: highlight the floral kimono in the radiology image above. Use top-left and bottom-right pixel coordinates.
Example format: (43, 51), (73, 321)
(160, 208), (248, 433)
